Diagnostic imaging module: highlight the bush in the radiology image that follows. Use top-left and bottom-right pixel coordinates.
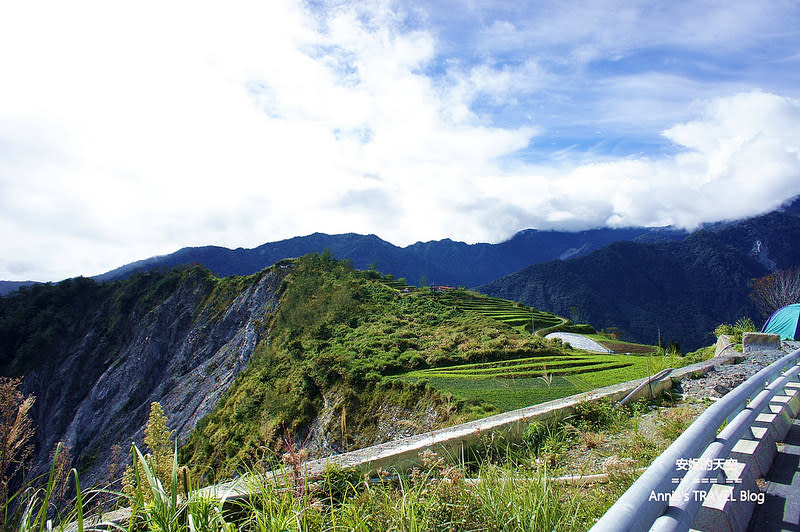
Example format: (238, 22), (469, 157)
(573, 399), (620, 431)
(714, 317), (757, 344)
(523, 417), (574, 456)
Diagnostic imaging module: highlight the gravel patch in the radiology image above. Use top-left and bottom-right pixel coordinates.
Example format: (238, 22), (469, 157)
(675, 341), (800, 402)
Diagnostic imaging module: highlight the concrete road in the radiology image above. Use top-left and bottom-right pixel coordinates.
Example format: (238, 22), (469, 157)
(544, 332), (612, 353)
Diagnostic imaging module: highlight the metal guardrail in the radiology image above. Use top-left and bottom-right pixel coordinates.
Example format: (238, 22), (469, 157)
(590, 348), (800, 532)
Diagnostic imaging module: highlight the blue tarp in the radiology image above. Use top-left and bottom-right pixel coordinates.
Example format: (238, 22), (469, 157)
(762, 303), (800, 340)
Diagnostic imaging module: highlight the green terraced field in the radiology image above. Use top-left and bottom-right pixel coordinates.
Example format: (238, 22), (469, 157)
(403, 353), (651, 412)
(431, 291), (564, 332)
(380, 278), (412, 291)
(377, 277), (565, 332)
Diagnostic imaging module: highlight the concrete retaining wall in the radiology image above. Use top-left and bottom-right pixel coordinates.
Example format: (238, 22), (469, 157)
(208, 352), (738, 499)
(83, 351), (750, 530)
(743, 333), (781, 353)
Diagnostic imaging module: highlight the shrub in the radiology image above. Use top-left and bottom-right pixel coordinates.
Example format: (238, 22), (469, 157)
(573, 399), (619, 431)
(123, 402), (175, 501)
(657, 406), (696, 441)
(714, 317), (757, 344)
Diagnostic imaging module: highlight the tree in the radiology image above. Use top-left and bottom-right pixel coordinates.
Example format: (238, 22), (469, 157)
(320, 248), (335, 263)
(750, 267), (800, 317)
(0, 378), (35, 516)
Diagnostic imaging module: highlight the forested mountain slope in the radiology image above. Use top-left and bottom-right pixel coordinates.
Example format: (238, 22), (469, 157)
(481, 211), (800, 351)
(0, 266), (285, 487)
(94, 227), (686, 288)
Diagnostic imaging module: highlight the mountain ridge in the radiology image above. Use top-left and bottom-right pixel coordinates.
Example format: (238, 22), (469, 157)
(0, 255), (567, 488)
(88, 226), (687, 290)
(481, 209), (800, 351)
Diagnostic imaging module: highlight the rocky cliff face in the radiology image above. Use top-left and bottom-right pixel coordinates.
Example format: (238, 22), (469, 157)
(11, 267), (286, 488)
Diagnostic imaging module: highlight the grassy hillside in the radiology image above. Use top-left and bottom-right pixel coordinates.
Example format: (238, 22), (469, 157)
(179, 254), (572, 481)
(2, 253), (688, 491)
(429, 288), (564, 332)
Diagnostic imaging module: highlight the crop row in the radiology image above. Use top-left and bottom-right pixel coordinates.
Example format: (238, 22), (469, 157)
(425, 355), (573, 371)
(408, 353), (636, 380)
(374, 276), (563, 330)
(432, 293), (563, 329)
(422, 359), (607, 377)
(414, 362), (633, 380)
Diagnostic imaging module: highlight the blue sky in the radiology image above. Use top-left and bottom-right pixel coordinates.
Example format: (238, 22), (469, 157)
(2, 0), (800, 281)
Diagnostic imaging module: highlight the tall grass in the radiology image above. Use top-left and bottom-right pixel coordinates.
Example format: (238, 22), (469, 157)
(10, 441), (599, 531)
(3, 443), (88, 532)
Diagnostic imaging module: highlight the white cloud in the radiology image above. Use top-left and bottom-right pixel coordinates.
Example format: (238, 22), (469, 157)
(0, 1), (799, 281)
(472, 91), (800, 235)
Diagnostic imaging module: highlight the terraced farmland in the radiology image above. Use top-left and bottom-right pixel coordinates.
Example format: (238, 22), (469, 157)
(379, 277), (413, 291)
(403, 353), (651, 412)
(431, 290), (564, 332)
(376, 276), (564, 333)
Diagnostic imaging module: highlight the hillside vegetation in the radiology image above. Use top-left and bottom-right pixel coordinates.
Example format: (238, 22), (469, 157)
(402, 352), (652, 412)
(429, 289), (564, 332)
(179, 254), (572, 481)
(1, 252), (690, 493)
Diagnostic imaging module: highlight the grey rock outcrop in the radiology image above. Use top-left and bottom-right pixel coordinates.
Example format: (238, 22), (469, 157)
(23, 268), (285, 488)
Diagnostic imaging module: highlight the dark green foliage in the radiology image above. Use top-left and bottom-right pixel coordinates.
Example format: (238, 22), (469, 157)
(572, 398), (620, 431)
(482, 211), (800, 350)
(0, 277), (110, 375)
(714, 317), (757, 344)
(0, 267), (231, 376)
(548, 322), (597, 335)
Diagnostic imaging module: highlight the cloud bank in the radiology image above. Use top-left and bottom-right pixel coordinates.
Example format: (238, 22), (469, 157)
(1, 0), (799, 280)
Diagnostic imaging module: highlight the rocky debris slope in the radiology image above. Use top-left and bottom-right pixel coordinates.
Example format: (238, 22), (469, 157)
(22, 268), (285, 488)
(675, 341), (800, 401)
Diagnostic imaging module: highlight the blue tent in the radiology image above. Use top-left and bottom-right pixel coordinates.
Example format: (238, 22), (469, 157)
(762, 303), (800, 340)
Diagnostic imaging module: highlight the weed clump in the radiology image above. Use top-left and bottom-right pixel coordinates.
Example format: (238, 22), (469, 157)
(714, 317), (757, 344)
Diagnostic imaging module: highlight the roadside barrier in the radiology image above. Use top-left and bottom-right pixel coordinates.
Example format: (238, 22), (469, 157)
(590, 348), (800, 532)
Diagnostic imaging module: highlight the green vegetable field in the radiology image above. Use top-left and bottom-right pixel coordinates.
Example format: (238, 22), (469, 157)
(430, 290), (564, 332)
(402, 353), (653, 412)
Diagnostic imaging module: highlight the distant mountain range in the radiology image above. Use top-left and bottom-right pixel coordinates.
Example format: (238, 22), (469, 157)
(0, 280), (37, 296)
(4, 197), (800, 352)
(89, 226), (687, 289)
(481, 205), (800, 351)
